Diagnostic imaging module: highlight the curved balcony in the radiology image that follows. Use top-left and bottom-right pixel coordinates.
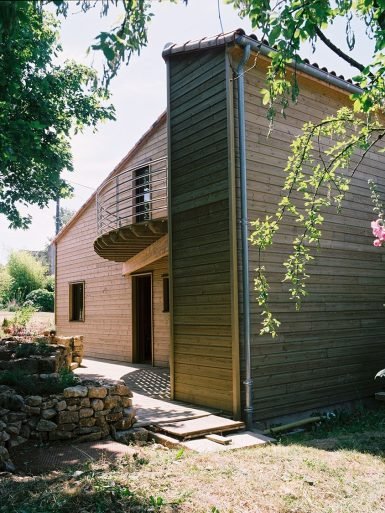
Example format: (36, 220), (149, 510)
(94, 158), (168, 262)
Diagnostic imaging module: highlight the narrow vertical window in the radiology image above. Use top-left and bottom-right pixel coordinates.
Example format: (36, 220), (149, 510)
(163, 276), (169, 313)
(69, 282), (85, 321)
(134, 166), (150, 223)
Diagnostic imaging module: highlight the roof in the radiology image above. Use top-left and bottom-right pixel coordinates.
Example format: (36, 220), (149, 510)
(53, 110), (167, 244)
(162, 28), (358, 87)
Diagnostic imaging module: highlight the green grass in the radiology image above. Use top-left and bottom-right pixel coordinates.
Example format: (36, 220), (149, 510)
(1, 406), (385, 513)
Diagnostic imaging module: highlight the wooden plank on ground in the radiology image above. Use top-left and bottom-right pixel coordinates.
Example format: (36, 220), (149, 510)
(159, 414), (245, 440)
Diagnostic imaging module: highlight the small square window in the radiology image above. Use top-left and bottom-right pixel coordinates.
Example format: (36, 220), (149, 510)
(69, 282), (85, 321)
(163, 276), (169, 313)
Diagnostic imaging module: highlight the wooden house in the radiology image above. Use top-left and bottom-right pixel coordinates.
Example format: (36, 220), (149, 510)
(54, 30), (385, 423)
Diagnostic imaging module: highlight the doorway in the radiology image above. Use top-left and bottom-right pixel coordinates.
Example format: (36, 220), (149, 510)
(132, 274), (153, 364)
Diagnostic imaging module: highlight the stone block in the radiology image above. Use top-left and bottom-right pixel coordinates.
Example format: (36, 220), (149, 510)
(58, 411), (79, 424)
(25, 395), (43, 406)
(114, 418), (134, 431)
(36, 419), (57, 432)
(63, 386), (88, 398)
(10, 358), (39, 374)
(76, 431), (102, 443)
(40, 373), (59, 380)
(104, 395), (121, 409)
(74, 426), (100, 435)
(5, 422), (21, 435)
(8, 436), (27, 448)
(88, 386), (107, 399)
(41, 408), (57, 420)
(91, 399), (104, 411)
(79, 417), (96, 427)
(37, 357), (56, 373)
(79, 408), (93, 419)
(41, 399), (57, 409)
(20, 424), (30, 439)
(0, 391), (24, 411)
(7, 412), (26, 422)
(106, 412), (123, 422)
(0, 446), (10, 463)
(115, 384), (131, 396)
(56, 400), (67, 411)
(49, 431), (73, 441)
(24, 405), (40, 416)
(94, 409), (111, 418)
(80, 398), (90, 408)
(66, 398), (81, 406)
(0, 431), (10, 442)
(57, 423), (76, 432)
(67, 405), (80, 412)
(123, 407), (136, 420)
(121, 397), (133, 408)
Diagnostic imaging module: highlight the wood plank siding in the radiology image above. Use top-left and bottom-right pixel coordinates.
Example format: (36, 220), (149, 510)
(167, 49), (239, 415)
(234, 52), (385, 420)
(55, 117), (169, 366)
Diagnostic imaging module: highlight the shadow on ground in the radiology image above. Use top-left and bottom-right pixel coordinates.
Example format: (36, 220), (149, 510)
(0, 465), (180, 513)
(9, 439), (138, 475)
(76, 366), (171, 400)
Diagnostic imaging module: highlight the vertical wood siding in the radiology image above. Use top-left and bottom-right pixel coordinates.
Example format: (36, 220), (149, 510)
(168, 49), (235, 412)
(237, 59), (385, 419)
(56, 119), (169, 365)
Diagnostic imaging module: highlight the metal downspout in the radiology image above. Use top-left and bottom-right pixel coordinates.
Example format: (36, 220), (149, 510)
(237, 44), (253, 430)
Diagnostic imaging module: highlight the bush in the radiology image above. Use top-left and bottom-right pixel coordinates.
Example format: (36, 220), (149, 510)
(24, 288), (54, 312)
(0, 267), (13, 306)
(7, 251), (46, 302)
(44, 275), (55, 292)
(14, 339), (54, 358)
(0, 368), (80, 395)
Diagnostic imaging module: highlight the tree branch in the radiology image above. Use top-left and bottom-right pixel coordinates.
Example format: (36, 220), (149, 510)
(315, 27), (365, 72)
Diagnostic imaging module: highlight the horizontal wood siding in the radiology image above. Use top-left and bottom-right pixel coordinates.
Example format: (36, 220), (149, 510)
(237, 57), (385, 420)
(168, 49), (234, 412)
(56, 119), (169, 364)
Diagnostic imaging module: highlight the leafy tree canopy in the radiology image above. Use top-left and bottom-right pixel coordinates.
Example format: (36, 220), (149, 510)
(228, 0), (385, 335)
(0, 1), (115, 228)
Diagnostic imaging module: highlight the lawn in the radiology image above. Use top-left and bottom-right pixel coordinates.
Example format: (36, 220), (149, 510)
(0, 310), (54, 333)
(1, 407), (385, 513)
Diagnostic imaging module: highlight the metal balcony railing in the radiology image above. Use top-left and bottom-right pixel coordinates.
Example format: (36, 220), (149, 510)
(96, 157), (167, 236)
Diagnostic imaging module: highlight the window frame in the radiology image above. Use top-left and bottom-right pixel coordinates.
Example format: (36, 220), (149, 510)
(162, 275), (170, 313)
(134, 165), (151, 223)
(69, 281), (85, 322)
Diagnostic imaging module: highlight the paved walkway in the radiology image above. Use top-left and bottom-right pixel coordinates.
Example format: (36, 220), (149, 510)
(75, 358), (217, 426)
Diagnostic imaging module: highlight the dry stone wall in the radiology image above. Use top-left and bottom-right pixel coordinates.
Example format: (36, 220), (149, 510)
(0, 380), (136, 471)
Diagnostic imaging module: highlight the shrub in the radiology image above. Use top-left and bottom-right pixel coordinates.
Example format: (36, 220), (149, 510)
(44, 275), (55, 292)
(0, 368), (80, 395)
(0, 267), (13, 306)
(14, 339), (54, 358)
(7, 251), (46, 302)
(24, 289), (54, 312)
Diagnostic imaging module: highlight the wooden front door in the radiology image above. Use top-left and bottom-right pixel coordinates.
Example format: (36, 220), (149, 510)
(133, 274), (152, 364)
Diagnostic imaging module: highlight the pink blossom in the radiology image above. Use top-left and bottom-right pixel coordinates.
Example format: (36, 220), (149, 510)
(371, 219), (385, 245)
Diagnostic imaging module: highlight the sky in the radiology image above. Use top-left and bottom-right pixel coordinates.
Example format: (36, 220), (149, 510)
(0, 0), (375, 264)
